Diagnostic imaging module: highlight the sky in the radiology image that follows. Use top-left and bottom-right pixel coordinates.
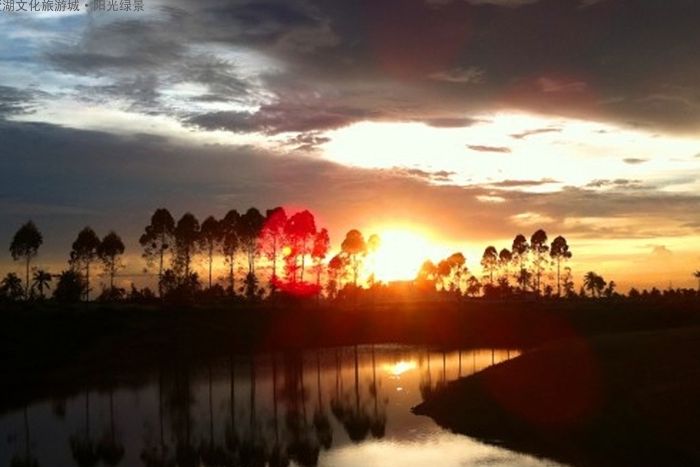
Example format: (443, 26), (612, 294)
(1, 0), (699, 290)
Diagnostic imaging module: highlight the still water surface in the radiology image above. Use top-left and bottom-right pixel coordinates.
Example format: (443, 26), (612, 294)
(1, 346), (563, 467)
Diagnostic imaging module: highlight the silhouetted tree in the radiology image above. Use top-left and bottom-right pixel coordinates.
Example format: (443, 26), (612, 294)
(550, 235), (572, 297)
(238, 208), (265, 295)
(583, 271), (606, 297)
(220, 209), (240, 295)
(98, 231), (125, 291)
(327, 254), (346, 299)
(10, 221), (43, 300)
(341, 230), (366, 287)
(70, 227), (101, 301)
(31, 269), (52, 299)
(517, 268), (532, 292)
(480, 246), (498, 285)
(284, 210), (317, 283)
(561, 266), (575, 298)
(416, 260), (438, 289)
(173, 213), (200, 281)
(139, 208), (175, 297)
(466, 275), (482, 297)
(312, 228), (330, 296)
(511, 234), (529, 291)
(498, 248), (512, 285)
(54, 270), (86, 302)
(198, 216), (221, 289)
(530, 229), (549, 294)
(436, 259), (451, 291)
(604, 280), (617, 298)
(262, 207), (288, 284)
(1, 273), (24, 301)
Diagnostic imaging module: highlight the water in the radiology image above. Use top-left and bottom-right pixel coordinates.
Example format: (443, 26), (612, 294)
(1, 346), (563, 467)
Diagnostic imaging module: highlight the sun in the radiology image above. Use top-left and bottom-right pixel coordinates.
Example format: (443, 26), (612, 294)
(369, 228), (444, 283)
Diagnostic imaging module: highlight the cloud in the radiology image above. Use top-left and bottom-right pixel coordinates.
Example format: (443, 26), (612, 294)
(510, 127), (563, 140)
(489, 178), (559, 188)
(467, 144), (512, 153)
(623, 158), (649, 165)
(429, 66), (486, 84)
(0, 86), (41, 117)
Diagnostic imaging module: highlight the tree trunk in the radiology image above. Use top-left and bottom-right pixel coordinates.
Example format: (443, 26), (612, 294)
(86, 262), (90, 302)
(25, 256), (30, 300)
(208, 248), (213, 289)
(556, 259), (561, 297)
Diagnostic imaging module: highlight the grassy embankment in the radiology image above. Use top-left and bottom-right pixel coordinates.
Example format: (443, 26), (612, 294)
(414, 325), (700, 466)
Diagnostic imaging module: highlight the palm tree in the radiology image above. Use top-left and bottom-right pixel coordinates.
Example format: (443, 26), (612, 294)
(583, 271), (606, 298)
(31, 270), (52, 299)
(10, 221), (43, 300)
(1, 273), (24, 301)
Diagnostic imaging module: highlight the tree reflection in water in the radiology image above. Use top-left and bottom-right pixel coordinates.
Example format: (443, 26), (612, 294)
(70, 390), (99, 467)
(7, 346), (521, 467)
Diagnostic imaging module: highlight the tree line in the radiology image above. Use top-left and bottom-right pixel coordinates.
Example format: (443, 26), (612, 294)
(2, 209), (699, 304)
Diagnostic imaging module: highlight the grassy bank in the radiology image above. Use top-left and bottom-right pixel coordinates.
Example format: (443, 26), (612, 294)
(413, 326), (700, 466)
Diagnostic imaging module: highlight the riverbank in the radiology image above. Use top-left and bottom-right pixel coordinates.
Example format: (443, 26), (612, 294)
(413, 326), (700, 466)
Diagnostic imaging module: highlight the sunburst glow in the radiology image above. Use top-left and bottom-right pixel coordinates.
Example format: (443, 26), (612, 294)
(369, 228), (451, 283)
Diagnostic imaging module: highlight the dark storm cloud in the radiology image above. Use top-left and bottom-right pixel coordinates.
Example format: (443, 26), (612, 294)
(30, 0), (699, 135)
(0, 86), (41, 116)
(467, 145), (512, 153)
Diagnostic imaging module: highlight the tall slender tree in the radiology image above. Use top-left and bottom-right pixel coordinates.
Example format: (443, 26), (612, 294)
(98, 231), (125, 291)
(199, 216), (221, 289)
(220, 209), (240, 294)
(284, 210), (317, 282)
(173, 213), (200, 281)
(498, 248), (512, 285)
(238, 208), (265, 297)
(139, 208), (175, 297)
(70, 227), (101, 301)
(530, 229), (549, 294)
(511, 234), (529, 291)
(312, 228), (330, 295)
(480, 246), (498, 285)
(550, 235), (572, 297)
(10, 221), (43, 300)
(341, 230), (367, 287)
(693, 270), (700, 292)
(261, 207), (288, 283)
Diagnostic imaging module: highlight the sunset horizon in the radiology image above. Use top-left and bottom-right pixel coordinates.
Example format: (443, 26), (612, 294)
(2, 2), (700, 466)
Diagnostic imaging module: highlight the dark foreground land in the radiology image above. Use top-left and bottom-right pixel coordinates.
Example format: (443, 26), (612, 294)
(414, 326), (700, 466)
(3, 296), (700, 467)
